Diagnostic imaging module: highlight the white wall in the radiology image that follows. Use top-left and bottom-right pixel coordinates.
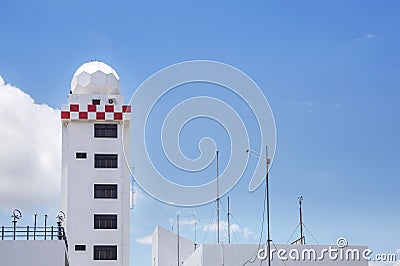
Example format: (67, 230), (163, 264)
(61, 94), (130, 266)
(183, 243), (369, 266)
(152, 226), (369, 266)
(152, 226), (195, 266)
(0, 240), (68, 266)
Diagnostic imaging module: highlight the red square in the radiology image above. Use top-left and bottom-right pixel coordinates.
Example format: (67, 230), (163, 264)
(105, 105), (114, 112)
(61, 111), (70, 119)
(88, 104), (96, 112)
(114, 112), (123, 120)
(122, 105), (131, 113)
(96, 112), (105, 120)
(79, 112), (88, 119)
(70, 104), (79, 112)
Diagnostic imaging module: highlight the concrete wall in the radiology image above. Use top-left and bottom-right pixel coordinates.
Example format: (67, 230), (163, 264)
(0, 240), (68, 266)
(152, 226), (369, 266)
(184, 243), (369, 266)
(152, 226), (195, 266)
(61, 93), (130, 266)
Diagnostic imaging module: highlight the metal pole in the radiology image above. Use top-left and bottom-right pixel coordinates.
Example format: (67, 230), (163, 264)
(216, 150), (220, 244)
(227, 197), (231, 244)
(177, 214), (180, 266)
(299, 196), (304, 244)
(12, 218), (16, 240)
(34, 213), (37, 240)
(266, 146), (271, 266)
(44, 214), (48, 240)
(194, 221), (197, 250)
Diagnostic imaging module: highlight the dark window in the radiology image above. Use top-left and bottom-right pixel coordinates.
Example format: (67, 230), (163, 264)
(94, 154), (118, 168)
(93, 245), (117, 260)
(94, 214), (117, 229)
(94, 124), (117, 138)
(92, 99), (101, 105)
(76, 152), (87, 159)
(94, 184), (118, 199)
(75, 245), (86, 251)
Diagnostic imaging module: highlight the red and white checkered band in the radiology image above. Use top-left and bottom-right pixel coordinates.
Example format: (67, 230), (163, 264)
(61, 104), (131, 121)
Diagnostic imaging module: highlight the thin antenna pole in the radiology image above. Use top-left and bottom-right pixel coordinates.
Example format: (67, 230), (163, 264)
(298, 195), (304, 244)
(12, 215), (17, 240)
(227, 197), (231, 244)
(34, 213), (37, 240)
(177, 214), (180, 266)
(44, 214), (48, 240)
(194, 221), (197, 250)
(216, 150), (220, 244)
(266, 146), (271, 266)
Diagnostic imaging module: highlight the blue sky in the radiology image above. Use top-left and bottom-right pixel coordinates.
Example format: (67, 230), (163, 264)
(0, 1), (399, 265)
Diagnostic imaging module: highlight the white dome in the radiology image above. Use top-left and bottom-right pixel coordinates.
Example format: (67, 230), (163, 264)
(71, 61), (120, 95)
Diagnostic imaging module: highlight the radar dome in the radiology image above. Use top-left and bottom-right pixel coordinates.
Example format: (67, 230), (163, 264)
(71, 61), (120, 95)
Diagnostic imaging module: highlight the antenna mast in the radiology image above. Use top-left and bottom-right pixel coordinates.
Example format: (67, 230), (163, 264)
(298, 195), (304, 244)
(265, 146), (271, 266)
(177, 214), (180, 266)
(227, 197), (231, 243)
(245, 146), (272, 266)
(216, 150), (220, 244)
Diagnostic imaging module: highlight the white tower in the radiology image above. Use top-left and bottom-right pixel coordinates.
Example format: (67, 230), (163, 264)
(61, 61), (131, 265)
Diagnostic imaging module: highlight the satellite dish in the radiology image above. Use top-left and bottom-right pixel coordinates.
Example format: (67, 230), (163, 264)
(57, 211), (66, 222)
(11, 209), (22, 222)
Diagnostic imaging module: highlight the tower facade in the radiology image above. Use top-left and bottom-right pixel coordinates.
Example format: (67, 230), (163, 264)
(61, 61), (130, 265)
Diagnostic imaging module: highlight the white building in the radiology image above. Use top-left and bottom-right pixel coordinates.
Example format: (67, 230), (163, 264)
(152, 226), (369, 266)
(61, 61), (131, 265)
(0, 240), (69, 266)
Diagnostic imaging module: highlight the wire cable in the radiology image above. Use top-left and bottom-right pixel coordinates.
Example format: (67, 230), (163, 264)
(285, 223), (300, 244)
(242, 178), (267, 265)
(203, 202), (216, 243)
(303, 223), (319, 244)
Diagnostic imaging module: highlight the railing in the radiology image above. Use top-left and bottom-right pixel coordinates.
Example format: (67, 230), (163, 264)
(0, 226), (68, 250)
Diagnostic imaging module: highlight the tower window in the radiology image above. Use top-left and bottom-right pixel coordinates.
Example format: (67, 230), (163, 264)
(94, 184), (118, 199)
(94, 214), (117, 229)
(94, 154), (118, 168)
(92, 99), (101, 105)
(75, 245), (86, 251)
(76, 152), (87, 159)
(93, 245), (117, 260)
(94, 124), (117, 138)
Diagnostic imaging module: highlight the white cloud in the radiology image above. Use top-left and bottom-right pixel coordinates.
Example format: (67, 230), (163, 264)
(357, 34), (378, 42)
(203, 221), (253, 240)
(242, 227), (254, 239)
(179, 218), (198, 226)
(286, 100), (314, 113)
(136, 234), (152, 245)
(0, 76), (61, 210)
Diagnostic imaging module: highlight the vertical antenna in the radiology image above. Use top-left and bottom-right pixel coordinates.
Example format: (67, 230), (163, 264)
(216, 150), (220, 244)
(298, 195), (304, 244)
(44, 214), (48, 240)
(194, 221), (197, 250)
(34, 213), (37, 240)
(266, 146), (271, 266)
(227, 196), (231, 244)
(12, 209), (22, 240)
(177, 214), (180, 266)
(245, 146), (272, 264)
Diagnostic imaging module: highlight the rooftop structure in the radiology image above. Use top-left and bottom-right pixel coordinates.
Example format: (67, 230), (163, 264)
(152, 226), (369, 266)
(61, 61), (131, 265)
